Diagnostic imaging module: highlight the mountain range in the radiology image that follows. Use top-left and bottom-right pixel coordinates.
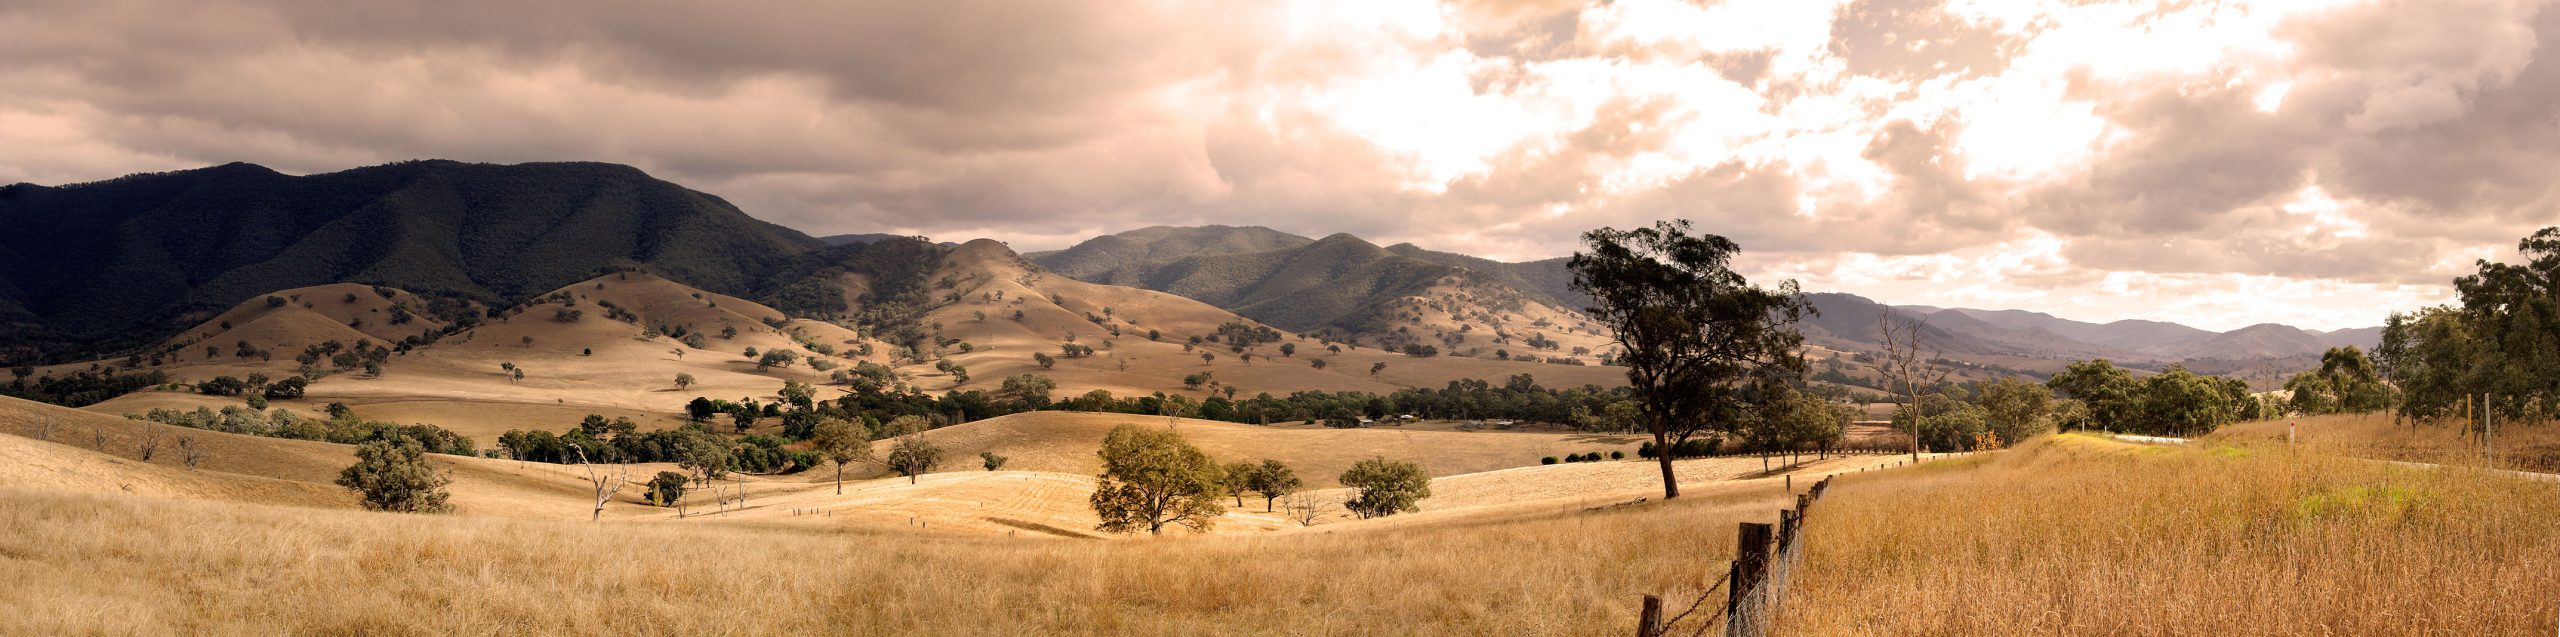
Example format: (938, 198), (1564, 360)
(0, 160), (2379, 375)
(1031, 226), (2382, 370)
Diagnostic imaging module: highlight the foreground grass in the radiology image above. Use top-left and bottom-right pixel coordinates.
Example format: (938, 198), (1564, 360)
(1787, 434), (2560, 635)
(0, 481), (1788, 635)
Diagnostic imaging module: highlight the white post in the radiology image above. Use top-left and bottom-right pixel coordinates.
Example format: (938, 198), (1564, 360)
(2287, 420), (2296, 450)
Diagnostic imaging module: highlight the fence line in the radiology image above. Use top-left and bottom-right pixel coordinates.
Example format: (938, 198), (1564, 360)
(1638, 475), (1832, 637)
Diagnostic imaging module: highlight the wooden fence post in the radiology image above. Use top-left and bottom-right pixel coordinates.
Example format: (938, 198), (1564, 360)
(1729, 522), (1773, 636)
(1637, 594), (1662, 637)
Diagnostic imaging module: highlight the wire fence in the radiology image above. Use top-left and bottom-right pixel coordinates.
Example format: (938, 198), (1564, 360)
(1638, 475), (1832, 637)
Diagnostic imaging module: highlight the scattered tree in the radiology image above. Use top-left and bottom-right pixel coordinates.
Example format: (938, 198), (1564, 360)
(810, 417), (872, 494)
(883, 416), (943, 484)
(1339, 457), (1430, 519)
(1089, 424), (1227, 535)
(673, 373), (696, 390)
(336, 436), (453, 513)
(1245, 459), (1302, 512)
(980, 451), (1009, 471)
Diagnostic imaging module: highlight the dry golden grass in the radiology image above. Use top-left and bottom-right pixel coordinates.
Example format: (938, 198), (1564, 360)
(2215, 412), (2560, 473)
(0, 475), (1810, 636)
(870, 411), (1650, 486)
(1786, 433), (2560, 635)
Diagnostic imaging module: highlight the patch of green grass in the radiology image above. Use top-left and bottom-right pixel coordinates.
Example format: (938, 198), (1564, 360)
(2289, 483), (2426, 525)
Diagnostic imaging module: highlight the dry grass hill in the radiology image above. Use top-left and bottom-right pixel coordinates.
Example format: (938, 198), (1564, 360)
(31, 240), (1627, 447)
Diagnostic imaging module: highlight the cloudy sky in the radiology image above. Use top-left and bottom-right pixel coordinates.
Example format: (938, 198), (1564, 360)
(4, 0), (2555, 331)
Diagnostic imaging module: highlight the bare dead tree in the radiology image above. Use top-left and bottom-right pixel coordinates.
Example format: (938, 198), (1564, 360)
(93, 426), (106, 450)
(568, 446), (631, 522)
(31, 413), (55, 442)
(1876, 312), (1951, 462)
(178, 435), (204, 469)
(136, 423), (163, 462)
(1281, 492), (1329, 527)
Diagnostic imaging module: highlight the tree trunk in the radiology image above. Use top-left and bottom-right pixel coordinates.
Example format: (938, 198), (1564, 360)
(835, 465), (844, 494)
(1265, 495), (1276, 512)
(1654, 429), (1680, 499)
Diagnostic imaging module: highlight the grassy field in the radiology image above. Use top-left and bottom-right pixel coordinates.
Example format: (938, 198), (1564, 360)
(16, 389), (2551, 634)
(2214, 412), (2560, 473)
(0, 452), (1829, 635)
(1785, 433), (2560, 635)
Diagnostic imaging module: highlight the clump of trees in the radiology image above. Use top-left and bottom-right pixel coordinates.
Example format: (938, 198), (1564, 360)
(337, 436), (453, 513)
(1090, 424), (1227, 535)
(2283, 346), (2389, 416)
(131, 405), (475, 456)
(1, 369), (169, 407)
(2373, 227), (2560, 427)
(2042, 359), (2262, 437)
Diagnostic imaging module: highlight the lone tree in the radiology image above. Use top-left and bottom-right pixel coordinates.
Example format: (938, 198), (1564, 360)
(1089, 424), (1226, 535)
(674, 373), (695, 390)
(1246, 459), (1302, 512)
(1876, 311), (1947, 461)
(336, 436), (453, 513)
(1340, 457), (1430, 519)
(810, 417), (873, 494)
(567, 446), (631, 522)
(883, 416), (942, 484)
(1569, 219), (1808, 500)
(980, 451), (1009, 471)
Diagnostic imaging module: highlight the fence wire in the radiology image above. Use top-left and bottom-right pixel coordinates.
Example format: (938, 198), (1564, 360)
(1646, 476), (1827, 637)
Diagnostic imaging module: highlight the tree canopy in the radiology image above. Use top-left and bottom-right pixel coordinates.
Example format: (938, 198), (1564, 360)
(1089, 424), (1227, 535)
(1569, 219), (1807, 499)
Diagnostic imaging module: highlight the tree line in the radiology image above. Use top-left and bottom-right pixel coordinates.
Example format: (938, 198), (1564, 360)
(2376, 227), (2560, 425)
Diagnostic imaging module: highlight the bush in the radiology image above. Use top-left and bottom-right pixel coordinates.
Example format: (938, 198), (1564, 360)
(1541, 456), (1558, 465)
(1637, 438), (1721, 459)
(1609, 450), (1624, 460)
(196, 375), (248, 397)
(646, 471), (688, 507)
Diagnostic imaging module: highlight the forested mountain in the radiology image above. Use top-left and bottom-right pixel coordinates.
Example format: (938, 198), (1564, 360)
(0, 160), (940, 363)
(1029, 228), (1593, 349)
(1027, 225), (1316, 280)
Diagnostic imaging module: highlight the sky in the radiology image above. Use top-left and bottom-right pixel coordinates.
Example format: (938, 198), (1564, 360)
(3, 0), (2556, 332)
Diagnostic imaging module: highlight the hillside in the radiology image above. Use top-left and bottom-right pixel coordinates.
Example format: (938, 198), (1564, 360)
(1027, 225), (1315, 280)
(1031, 229), (1612, 359)
(0, 160), (951, 365)
(916, 239), (1626, 400)
(34, 254), (1623, 447)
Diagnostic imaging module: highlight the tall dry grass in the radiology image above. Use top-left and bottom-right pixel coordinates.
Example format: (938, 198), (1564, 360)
(0, 480), (1798, 636)
(2216, 412), (2560, 472)
(1784, 434), (2560, 635)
